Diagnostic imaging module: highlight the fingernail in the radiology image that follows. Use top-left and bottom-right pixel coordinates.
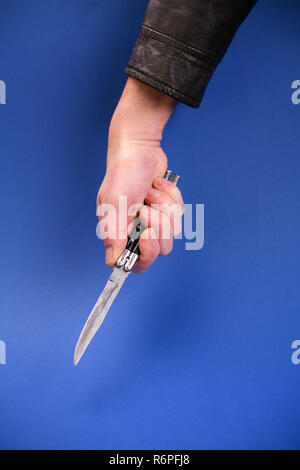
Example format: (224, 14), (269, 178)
(105, 247), (113, 265)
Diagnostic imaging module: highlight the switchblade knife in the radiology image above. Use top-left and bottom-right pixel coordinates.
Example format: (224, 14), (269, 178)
(73, 170), (180, 365)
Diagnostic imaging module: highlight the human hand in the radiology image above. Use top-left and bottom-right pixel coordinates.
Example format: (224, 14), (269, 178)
(97, 78), (183, 273)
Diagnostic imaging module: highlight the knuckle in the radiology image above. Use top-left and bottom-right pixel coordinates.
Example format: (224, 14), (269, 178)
(160, 242), (173, 256)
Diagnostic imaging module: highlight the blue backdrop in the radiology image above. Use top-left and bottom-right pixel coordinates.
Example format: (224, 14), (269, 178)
(0, 0), (299, 450)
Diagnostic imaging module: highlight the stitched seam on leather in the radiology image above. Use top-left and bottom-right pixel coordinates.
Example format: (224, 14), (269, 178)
(142, 24), (219, 65)
(145, 36), (210, 66)
(138, 34), (216, 71)
(125, 65), (202, 106)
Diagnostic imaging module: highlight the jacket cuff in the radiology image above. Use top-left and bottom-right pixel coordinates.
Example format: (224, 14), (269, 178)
(125, 25), (219, 108)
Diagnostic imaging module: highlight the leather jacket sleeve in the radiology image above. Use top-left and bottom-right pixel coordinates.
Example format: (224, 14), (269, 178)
(125, 0), (257, 108)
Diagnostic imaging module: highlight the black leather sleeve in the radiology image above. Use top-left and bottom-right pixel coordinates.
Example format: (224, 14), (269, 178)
(125, 0), (257, 108)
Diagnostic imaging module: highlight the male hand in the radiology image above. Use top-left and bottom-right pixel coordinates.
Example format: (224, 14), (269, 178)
(97, 78), (184, 273)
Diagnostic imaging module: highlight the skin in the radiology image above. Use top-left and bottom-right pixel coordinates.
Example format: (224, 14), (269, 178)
(97, 77), (184, 273)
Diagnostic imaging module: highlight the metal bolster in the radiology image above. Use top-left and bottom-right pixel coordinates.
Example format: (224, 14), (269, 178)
(116, 249), (131, 269)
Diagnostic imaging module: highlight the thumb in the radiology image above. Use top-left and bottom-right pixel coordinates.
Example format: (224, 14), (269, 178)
(100, 198), (128, 266)
(98, 192), (139, 267)
(97, 166), (148, 266)
(104, 238), (127, 266)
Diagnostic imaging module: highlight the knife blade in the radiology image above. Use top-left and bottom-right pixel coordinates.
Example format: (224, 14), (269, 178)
(73, 267), (130, 365)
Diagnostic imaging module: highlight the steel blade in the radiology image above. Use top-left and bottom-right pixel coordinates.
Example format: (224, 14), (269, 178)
(74, 267), (130, 365)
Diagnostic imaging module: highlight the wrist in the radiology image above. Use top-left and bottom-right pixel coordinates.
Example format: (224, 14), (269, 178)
(109, 77), (176, 144)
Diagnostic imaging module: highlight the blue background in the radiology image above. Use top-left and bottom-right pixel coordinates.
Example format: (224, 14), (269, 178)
(0, 0), (299, 450)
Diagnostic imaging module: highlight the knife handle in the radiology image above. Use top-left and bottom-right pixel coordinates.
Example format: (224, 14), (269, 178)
(116, 170), (181, 272)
